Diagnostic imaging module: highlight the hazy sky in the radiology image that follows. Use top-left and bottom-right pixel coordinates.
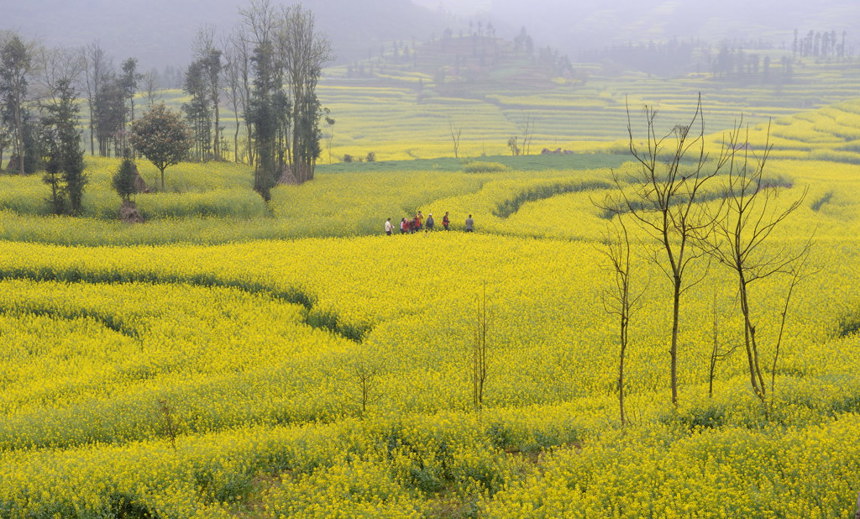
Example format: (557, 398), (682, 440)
(3, 0), (857, 70)
(412, 0), (491, 15)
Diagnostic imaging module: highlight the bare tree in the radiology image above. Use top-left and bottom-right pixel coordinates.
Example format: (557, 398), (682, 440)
(278, 3), (332, 183)
(507, 135), (520, 156)
(449, 120), (462, 159)
(705, 120), (810, 401)
(323, 107), (334, 164)
(224, 30), (252, 164)
(142, 70), (159, 108)
(599, 214), (643, 425)
(519, 112), (534, 156)
(349, 357), (381, 416)
(83, 42), (110, 156)
(471, 283), (490, 411)
(770, 249), (810, 395)
(37, 46), (85, 104)
(193, 26), (223, 160)
(613, 95), (721, 406)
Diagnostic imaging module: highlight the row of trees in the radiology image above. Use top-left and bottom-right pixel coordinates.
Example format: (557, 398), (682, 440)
(1, 0), (333, 213)
(1, 32), (85, 214)
(793, 29), (848, 59)
(238, 0), (332, 199)
(172, 0), (332, 199)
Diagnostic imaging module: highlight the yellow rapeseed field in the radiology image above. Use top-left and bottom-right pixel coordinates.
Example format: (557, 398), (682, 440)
(0, 98), (859, 517)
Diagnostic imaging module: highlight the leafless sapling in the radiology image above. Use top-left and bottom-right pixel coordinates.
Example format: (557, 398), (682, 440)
(707, 290), (738, 398)
(449, 120), (462, 159)
(353, 362), (380, 416)
(471, 283), (490, 412)
(157, 398), (178, 450)
(705, 120), (810, 402)
(599, 213), (644, 425)
(519, 113), (534, 156)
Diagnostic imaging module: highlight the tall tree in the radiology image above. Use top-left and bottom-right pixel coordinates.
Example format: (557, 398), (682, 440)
(120, 58), (141, 131)
(247, 39), (283, 200)
(94, 73), (126, 157)
(193, 27), (223, 160)
(612, 95), (720, 406)
(224, 30), (252, 164)
(183, 58), (211, 161)
(130, 103), (192, 191)
(241, 0), (283, 199)
(704, 121), (810, 402)
(83, 42), (109, 156)
(41, 78), (86, 215)
(0, 118), (10, 170)
(278, 4), (331, 183)
(0, 32), (34, 174)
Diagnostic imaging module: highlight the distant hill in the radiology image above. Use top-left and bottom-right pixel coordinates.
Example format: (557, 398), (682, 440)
(487, 0), (860, 57)
(3, 0), (453, 69)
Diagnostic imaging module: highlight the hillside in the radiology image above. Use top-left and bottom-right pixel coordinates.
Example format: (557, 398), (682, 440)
(1, 96), (860, 515)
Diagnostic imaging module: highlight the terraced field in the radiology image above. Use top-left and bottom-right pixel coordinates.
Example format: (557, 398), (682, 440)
(306, 58), (860, 160)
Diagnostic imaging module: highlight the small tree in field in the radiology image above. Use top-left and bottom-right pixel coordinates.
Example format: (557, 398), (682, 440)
(470, 283), (491, 411)
(704, 120), (810, 403)
(112, 157), (138, 203)
(598, 214), (643, 426)
(130, 103), (191, 191)
(41, 78), (86, 215)
(449, 120), (461, 159)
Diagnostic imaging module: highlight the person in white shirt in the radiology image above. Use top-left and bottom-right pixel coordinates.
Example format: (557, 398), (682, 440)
(384, 217), (394, 235)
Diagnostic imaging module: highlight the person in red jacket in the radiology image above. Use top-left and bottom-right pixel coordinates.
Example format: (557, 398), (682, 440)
(442, 211), (450, 230)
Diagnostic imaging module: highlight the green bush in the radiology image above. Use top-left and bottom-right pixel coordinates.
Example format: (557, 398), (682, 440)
(463, 161), (507, 173)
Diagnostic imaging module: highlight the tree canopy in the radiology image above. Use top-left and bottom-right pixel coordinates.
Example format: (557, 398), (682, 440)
(130, 103), (191, 191)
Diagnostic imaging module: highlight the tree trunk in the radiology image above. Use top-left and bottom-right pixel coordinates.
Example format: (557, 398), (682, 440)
(670, 276), (681, 405)
(738, 275), (765, 400)
(159, 166), (166, 192)
(234, 122), (240, 163)
(89, 115), (95, 155)
(213, 102), (220, 159)
(15, 102), (24, 174)
(619, 313), (627, 426)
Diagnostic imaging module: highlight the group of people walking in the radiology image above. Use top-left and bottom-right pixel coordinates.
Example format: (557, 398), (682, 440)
(384, 211), (474, 235)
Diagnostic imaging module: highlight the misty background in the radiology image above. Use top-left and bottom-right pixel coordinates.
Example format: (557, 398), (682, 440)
(4, 0), (858, 72)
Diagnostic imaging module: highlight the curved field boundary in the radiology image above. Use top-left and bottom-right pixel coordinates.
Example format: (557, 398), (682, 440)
(493, 180), (612, 218)
(598, 176), (795, 219)
(811, 191), (834, 212)
(0, 304), (140, 340)
(0, 269), (370, 343)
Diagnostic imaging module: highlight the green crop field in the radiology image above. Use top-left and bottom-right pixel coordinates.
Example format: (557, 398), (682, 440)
(3, 58), (860, 516)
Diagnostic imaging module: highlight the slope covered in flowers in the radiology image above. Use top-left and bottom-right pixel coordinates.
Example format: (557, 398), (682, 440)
(0, 101), (860, 517)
